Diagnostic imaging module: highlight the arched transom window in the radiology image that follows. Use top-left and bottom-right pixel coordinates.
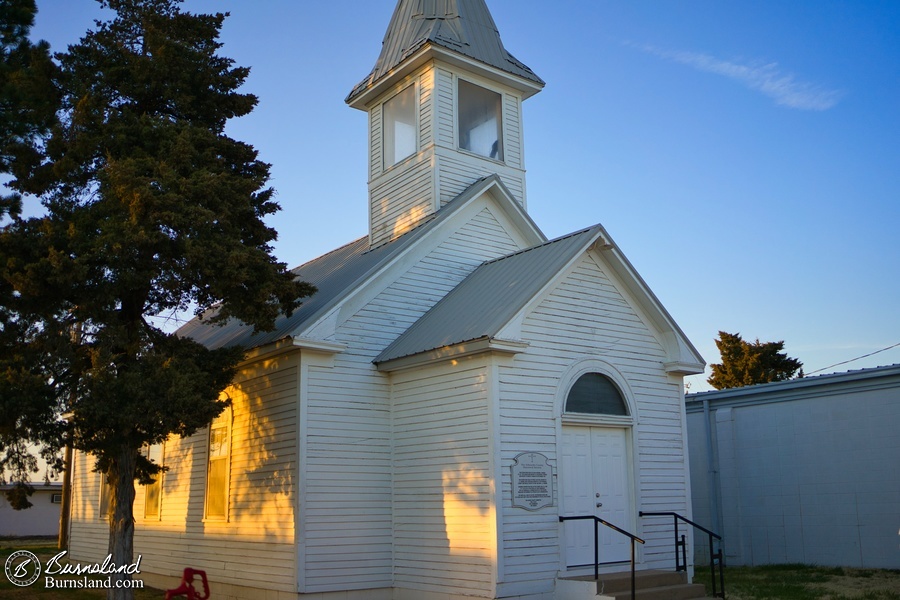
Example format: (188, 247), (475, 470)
(565, 373), (629, 416)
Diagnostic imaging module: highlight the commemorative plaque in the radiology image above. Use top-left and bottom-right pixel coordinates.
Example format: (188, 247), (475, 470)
(511, 452), (553, 510)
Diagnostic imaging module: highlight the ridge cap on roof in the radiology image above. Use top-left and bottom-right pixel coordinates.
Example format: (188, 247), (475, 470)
(480, 224), (602, 266)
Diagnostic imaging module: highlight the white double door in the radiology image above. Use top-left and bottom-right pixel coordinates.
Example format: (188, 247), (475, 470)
(560, 426), (633, 567)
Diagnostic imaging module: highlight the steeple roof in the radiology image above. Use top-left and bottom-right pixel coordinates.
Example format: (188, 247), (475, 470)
(347, 0), (543, 105)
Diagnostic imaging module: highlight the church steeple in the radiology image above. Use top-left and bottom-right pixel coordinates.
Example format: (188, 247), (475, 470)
(347, 0), (543, 107)
(347, 0), (544, 247)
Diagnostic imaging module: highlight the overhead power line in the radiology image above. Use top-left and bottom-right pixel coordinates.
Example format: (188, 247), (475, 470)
(806, 341), (900, 375)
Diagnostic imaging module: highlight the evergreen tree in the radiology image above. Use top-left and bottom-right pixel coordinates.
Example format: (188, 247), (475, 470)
(0, 0), (58, 216)
(708, 331), (803, 390)
(0, 0), (61, 509)
(0, 1), (314, 596)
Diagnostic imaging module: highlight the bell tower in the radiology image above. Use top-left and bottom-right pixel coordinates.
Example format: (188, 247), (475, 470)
(347, 0), (544, 247)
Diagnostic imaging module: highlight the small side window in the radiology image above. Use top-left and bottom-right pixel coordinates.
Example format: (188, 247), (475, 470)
(205, 407), (231, 519)
(97, 473), (113, 521)
(98, 474), (111, 520)
(383, 85), (417, 168)
(458, 79), (503, 161)
(143, 443), (164, 519)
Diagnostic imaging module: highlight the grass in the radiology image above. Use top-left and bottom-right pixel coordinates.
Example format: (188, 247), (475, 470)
(695, 563), (900, 600)
(0, 545), (164, 599)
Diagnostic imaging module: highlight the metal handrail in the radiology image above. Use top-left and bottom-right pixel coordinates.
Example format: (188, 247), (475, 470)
(559, 515), (645, 600)
(639, 511), (725, 598)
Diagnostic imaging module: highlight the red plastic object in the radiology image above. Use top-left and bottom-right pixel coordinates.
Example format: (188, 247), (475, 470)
(164, 568), (210, 600)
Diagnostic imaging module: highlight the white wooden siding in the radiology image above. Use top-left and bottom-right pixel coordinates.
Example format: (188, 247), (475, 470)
(369, 157), (434, 246)
(419, 67), (435, 150)
(434, 64), (527, 207)
(301, 353), (393, 592)
(369, 102), (383, 181)
(435, 67), (455, 147)
(68, 452), (111, 563)
(502, 93), (522, 170)
(301, 207), (522, 593)
(436, 151), (525, 208)
(370, 63), (435, 177)
(368, 65), (438, 248)
(69, 354), (300, 594)
(498, 252), (689, 587)
(392, 360), (495, 597)
(368, 63), (528, 248)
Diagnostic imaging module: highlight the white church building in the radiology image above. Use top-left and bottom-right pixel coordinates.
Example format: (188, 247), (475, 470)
(66, 1), (708, 598)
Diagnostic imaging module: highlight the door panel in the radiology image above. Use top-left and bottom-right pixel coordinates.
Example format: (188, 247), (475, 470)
(561, 426), (633, 567)
(591, 428), (631, 563)
(561, 429), (594, 565)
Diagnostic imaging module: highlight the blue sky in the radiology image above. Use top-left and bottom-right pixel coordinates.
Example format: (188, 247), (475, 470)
(30, 1), (900, 391)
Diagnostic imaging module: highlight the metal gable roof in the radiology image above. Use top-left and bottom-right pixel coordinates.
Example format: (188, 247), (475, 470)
(347, 0), (543, 104)
(374, 225), (604, 365)
(176, 235), (392, 350)
(176, 175), (540, 351)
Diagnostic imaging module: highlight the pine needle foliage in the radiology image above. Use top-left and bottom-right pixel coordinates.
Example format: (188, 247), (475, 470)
(0, 0), (58, 216)
(708, 331), (803, 390)
(0, 1), (314, 596)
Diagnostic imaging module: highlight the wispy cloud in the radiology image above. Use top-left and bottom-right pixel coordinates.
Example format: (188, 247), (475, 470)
(630, 43), (843, 111)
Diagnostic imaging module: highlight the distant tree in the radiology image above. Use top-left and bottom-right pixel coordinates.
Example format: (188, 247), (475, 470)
(0, 1), (314, 597)
(708, 331), (803, 390)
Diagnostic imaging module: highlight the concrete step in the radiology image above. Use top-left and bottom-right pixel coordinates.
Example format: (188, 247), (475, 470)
(599, 582), (708, 600)
(593, 569), (686, 593)
(557, 569), (710, 600)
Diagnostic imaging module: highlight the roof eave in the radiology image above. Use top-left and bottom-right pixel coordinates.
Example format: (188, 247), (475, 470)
(347, 43), (545, 110)
(664, 361), (706, 376)
(374, 336), (528, 373)
(235, 336), (347, 368)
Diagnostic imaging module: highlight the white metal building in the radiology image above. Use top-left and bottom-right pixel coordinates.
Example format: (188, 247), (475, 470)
(0, 482), (62, 537)
(687, 364), (900, 570)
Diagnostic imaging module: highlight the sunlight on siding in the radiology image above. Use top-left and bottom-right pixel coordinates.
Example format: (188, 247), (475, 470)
(442, 466), (493, 559)
(392, 204), (428, 240)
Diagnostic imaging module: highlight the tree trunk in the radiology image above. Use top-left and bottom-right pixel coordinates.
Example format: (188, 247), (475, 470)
(57, 443), (74, 549)
(107, 447), (137, 600)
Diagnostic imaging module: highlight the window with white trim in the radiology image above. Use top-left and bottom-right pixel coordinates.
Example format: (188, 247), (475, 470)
(98, 469), (112, 520)
(383, 84), (417, 168)
(458, 79), (503, 161)
(143, 443), (164, 519)
(205, 407), (231, 519)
